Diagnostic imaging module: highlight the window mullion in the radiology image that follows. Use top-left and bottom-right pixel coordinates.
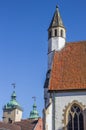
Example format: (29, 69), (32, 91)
(78, 113), (79, 130)
(72, 114), (74, 130)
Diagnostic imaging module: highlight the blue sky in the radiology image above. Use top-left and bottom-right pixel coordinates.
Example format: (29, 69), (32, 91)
(0, 0), (86, 120)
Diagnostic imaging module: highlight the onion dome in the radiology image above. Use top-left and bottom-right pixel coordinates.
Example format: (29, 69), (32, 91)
(3, 91), (22, 111)
(29, 101), (39, 119)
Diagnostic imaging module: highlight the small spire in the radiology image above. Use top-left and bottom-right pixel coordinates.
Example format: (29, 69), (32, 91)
(48, 5), (65, 29)
(29, 97), (39, 119)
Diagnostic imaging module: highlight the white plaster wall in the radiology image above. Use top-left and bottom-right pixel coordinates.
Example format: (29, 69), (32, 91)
(48, 37), (65, 52)
(45, 103), (52, 130)
(48, 37), (65, 70)
(53, 91), (86, 130)
(57, 37), (65, 51)
(15, 109), (22, 122)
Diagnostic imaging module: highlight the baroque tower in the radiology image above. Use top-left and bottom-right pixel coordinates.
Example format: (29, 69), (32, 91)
(3, 87), (23, 123)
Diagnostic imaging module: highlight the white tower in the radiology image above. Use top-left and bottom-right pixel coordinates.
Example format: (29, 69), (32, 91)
(48, 5), (66, 70)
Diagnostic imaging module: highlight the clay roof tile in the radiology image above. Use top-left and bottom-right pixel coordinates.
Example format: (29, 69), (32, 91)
(49, 41), (86, 90)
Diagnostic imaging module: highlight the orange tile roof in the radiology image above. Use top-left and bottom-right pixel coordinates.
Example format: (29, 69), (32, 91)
(0, 118), (43, 130)
(15, 119), (38, 130)
(49, 41), (86, 90)
(15, 118), (43, 130)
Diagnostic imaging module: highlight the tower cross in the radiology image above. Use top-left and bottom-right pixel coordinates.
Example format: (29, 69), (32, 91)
(11, 83), (16, 89)
(32, 96), (36, 102)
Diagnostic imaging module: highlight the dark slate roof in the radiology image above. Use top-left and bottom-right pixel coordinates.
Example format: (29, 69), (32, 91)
(48, 6), (65, 30)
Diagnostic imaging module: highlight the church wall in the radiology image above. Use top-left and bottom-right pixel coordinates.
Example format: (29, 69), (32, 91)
(53, 91), (86, 130)
(44, 103), (52, 130)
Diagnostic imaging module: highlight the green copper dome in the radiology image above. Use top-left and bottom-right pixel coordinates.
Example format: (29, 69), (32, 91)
(29, 101), (39, 119)
(3, 91), (22, 111)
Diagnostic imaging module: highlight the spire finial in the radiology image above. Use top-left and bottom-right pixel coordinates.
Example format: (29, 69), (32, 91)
(32, 96), (36, 102)
(29, 96), (39, 119)
(56, 4), (59, 9)
(11, 83), (16, 90)
(11, 83), (16, 100)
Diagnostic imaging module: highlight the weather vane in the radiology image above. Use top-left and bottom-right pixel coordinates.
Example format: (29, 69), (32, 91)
(11, 83), (16, 89)
(32, 96), (36, 102)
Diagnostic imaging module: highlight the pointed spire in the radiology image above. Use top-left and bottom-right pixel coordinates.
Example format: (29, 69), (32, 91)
(48, 5), (65, 29)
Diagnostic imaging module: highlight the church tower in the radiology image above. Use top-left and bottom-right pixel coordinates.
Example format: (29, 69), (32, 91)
(3, 86), (23, 123)
(48, 5), (66, 70)
(44, 5), (86, 130)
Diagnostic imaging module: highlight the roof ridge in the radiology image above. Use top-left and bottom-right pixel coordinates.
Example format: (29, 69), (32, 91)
(66, 40), (86, 44)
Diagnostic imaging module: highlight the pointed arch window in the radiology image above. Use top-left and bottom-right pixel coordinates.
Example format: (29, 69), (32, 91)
(61, 29), (64, 37)
(55, 29), (57, 37)
(67, 104), (84, 130)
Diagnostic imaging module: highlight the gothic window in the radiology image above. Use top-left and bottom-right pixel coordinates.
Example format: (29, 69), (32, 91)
(67, 105), (84, 130)
(55, 29), (57, 36)
(61, 29), (63, 37)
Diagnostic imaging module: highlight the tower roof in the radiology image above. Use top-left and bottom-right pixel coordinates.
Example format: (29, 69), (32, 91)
(48, 5), (65, 30)
(3, 90), (22, 111)
(29, 100), (39, 119)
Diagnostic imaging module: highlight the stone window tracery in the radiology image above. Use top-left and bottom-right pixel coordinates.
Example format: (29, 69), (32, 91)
(67, 105), (84, 130)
